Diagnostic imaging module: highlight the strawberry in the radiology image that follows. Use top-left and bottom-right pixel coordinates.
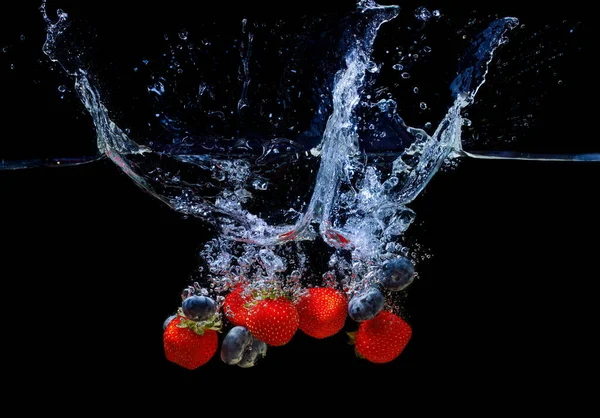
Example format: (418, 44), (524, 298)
(247, 297), (299, 346)
(353, 310), (412, 364)
(163, 314), (220, 370)
(223, 284), (251, 327)
(295, 287), (348, 339)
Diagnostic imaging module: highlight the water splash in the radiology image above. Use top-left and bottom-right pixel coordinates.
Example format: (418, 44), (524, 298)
(34, 3), (537, 291)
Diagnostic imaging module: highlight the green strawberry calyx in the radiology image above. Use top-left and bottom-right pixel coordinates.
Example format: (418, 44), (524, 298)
(346, 330), (357, 345)
(175, 308), (223, 335)
(245, 286), (292, 308)
(346, 331), (368, 360)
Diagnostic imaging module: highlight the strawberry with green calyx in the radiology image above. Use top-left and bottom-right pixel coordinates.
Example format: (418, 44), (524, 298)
(163, 309), (222, 370)
(246, 290), (299, 347)
(348, 310), (412, 364)
(295, 286), (348, 339)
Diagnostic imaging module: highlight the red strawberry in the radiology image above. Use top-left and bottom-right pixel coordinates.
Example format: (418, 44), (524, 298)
(247, 297), (299, 346)
(223, 284), (251, 327)
(295, 287), (348, 339)
(354, 310), (412, 364)
(163, 315), (219, 370)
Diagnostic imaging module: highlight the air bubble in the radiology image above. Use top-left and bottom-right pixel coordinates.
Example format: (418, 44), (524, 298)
(367, 61), (379, 73)
(415, 7), (432, 21)
(252, 180), (268, 191)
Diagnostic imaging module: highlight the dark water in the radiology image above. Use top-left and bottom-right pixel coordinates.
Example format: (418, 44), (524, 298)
(1, 0), (598, 399)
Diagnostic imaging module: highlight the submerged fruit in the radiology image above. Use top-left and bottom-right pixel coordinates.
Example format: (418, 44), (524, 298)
(163, 315), (219, 370)
(381, 257), (415, 291)
(182, 295), (217, 321)
(295, 287), (348, 339)
(223, 285), (251, 327)
(247, 297), (299, 346)
(354, 310), (412, 364)
(348, 288), (385, 322)
(220, 326), (253, 365)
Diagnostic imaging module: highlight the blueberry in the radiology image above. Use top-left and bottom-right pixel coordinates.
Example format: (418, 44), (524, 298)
(237, 338), (268, 368)
(163, 314), (177, 330)
(220, 326), (253, 365)
(182, 295), (217, 321)
(348, 288), (384, 322)
(381, 257), (415, 291)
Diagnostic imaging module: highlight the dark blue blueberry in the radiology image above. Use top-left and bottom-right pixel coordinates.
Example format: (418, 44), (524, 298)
(348, 288), (384, 322)
(220, 326), (253, 366)
(237, 338), (268, 368)
(182, 295), (217, 321)
(381, 257), (415, 291)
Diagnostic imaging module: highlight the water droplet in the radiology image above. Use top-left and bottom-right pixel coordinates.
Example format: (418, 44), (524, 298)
(58, 85), (66, 93)
(424, 122), (432, 129)
(178, 29), (188, 41)
(252, 180), (268, 190)
(433, 10), (441, 17)
(392, 63), (404, 71)
(419, 102), (427, 110)
(20, 34), (26, 41)
(413, 87), (419, 94)
(401, 72), (411, 79)
(367, 61), (379, 73)
(415, 7), (432, 21)
(148, 79), (165, 96)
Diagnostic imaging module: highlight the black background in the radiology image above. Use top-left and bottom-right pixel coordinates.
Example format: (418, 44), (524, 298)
(1, 0), (597, 403)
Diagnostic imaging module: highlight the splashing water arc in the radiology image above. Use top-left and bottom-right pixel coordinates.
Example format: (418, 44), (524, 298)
(34, 0), (597, 366)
